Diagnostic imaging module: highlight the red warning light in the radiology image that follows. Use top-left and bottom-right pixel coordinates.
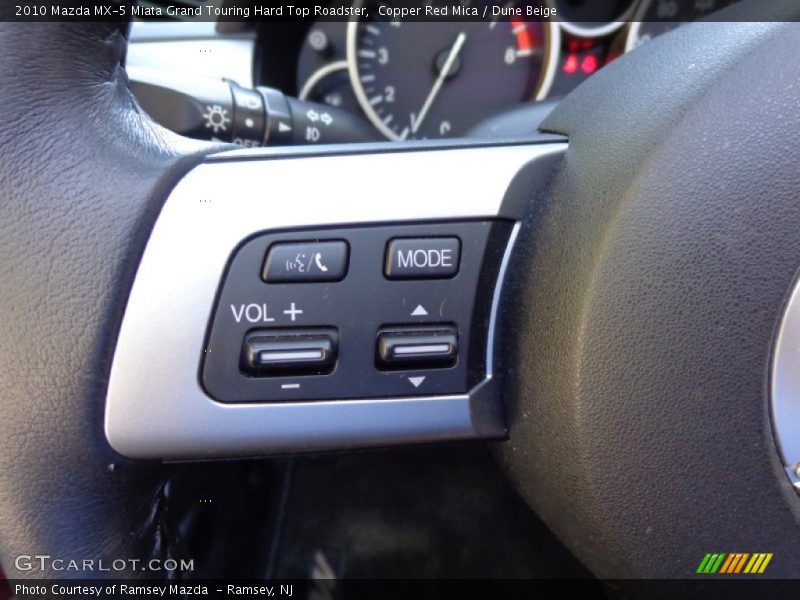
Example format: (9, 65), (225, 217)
(563, 53), (579, 75)
(581, 54), (599, 75)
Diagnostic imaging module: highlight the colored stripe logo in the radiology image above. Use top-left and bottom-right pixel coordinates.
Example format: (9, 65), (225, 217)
(697, 553), (772, 574)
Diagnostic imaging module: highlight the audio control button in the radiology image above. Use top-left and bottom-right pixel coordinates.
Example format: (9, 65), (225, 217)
(263, 240), (349, 283)
(384, 237), (461, 280)
(376, 324), (458, 370)
(242, 328), (338, 376)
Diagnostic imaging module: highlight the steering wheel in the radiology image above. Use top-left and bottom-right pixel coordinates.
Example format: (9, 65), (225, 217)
(2, 0), (800, 587)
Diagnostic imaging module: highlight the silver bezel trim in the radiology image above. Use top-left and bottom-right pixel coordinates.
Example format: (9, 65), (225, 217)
(104, 143), (566, 460)
(625, 19), (646, 53)
(547, 0), (635, 39)
(625, 0), (655, 53)
(298, 60), (350, 101)
(772, 273), (800, 490)
(558, 18), (627, 39)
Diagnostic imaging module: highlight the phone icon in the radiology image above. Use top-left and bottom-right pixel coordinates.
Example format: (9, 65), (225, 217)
(314, 252), (329, 272)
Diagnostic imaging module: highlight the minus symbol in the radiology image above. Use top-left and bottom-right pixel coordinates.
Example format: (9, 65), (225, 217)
(282, 383), (301, 390)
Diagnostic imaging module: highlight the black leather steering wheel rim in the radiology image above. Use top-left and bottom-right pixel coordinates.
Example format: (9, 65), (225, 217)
(497, 0), (800, 584)
(0, 20), (222, 578)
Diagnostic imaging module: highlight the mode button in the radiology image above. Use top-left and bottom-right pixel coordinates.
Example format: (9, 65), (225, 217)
(384, 237), (461, 280)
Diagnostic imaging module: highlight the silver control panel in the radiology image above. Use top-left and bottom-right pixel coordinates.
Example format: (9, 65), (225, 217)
(104, 142), (566, 460)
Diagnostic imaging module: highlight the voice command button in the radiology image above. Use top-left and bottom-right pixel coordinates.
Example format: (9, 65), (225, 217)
(262, 240), (349, 283)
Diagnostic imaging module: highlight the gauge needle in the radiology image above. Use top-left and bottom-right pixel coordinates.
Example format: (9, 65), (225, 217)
(408, 31), (467, 137)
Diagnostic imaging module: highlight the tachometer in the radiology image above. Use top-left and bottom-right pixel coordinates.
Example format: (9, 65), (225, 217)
(347, 12), (559, 140)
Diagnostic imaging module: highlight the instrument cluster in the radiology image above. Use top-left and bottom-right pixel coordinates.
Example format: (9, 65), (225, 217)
(260, 0), (739, 140)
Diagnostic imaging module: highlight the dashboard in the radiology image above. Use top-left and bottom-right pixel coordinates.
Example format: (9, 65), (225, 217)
(254, 0), (740, 141)
(127, 0), (740, 144)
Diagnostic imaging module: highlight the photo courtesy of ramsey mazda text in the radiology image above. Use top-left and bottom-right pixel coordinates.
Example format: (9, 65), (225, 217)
(1, 0), (800, 598)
